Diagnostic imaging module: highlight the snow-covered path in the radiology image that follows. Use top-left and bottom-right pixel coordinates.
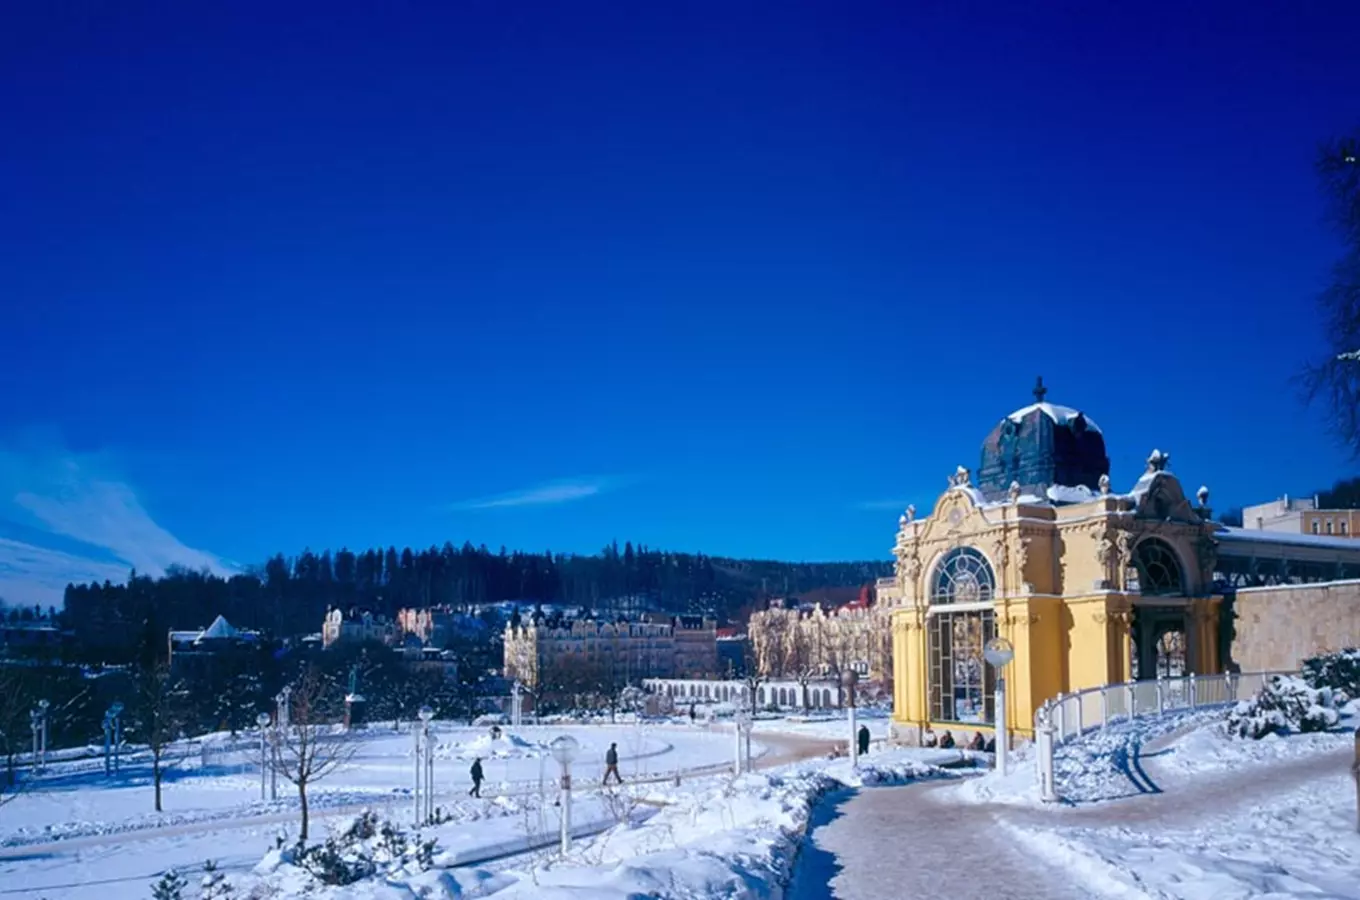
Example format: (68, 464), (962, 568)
(789, 781), (1090, 900)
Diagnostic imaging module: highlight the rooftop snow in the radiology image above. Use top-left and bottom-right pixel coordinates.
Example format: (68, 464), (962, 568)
(1006, 402), (1101, 434)
(1215, 526), (1360, 554)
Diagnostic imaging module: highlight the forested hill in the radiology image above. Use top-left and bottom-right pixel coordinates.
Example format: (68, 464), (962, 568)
(63, 541), (892, 657)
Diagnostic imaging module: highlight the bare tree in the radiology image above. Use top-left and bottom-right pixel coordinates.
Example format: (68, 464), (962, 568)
(1302, 130), (1360, 451)
(0, 668), (34, 807)
(130, 662), (189, 812)
(273, 666), (357, 841)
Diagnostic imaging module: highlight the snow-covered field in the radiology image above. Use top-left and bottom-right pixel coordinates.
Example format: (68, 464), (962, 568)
(0, 721), (757, 898)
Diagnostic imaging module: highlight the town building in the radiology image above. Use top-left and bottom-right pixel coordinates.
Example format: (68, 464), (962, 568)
(321, 607), (399, 648)
(0, 622), (64, 663)
(167, 614), (262, 677)
(503, 611), (718, 691)
(1242, 495), (1360, 538)
(885, 378), (1360, 747)
(747, 585), (892, 685)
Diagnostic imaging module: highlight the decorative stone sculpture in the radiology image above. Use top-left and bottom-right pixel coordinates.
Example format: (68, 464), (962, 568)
(1098, 473), (1111, 495)
(906, 504), (916, 522)
(955, 465), (971, 487)
(1146, 449), (1170, 474)
(1196, 485), (1210, 507)
(1095, 531), (1116, 587)
(1008, 480), (1022, 504)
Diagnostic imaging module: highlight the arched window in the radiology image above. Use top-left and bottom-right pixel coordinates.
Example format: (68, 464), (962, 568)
(758, 687), (766, 705)
(1133, 538), (1185, 596)
(930, 547), (996, 605)
(822, 688), (832, 707)
(927, 546), (997, 723)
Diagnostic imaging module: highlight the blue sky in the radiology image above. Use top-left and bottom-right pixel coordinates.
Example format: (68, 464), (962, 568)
(2, 2), (1357, 605)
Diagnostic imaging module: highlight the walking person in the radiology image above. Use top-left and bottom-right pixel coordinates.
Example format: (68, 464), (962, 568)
(857, 724), (870, 757)
(469, 756), (484, 798)
(603, 742), (623, 785)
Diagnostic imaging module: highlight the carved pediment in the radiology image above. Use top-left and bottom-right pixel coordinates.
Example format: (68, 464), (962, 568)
(1132, 473), (1202, 524)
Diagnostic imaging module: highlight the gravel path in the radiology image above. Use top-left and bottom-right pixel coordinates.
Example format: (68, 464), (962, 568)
(790, 781), (1091, 900)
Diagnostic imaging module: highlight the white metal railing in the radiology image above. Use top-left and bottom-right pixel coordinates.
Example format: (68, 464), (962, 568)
(1032, 670), (1292, 802)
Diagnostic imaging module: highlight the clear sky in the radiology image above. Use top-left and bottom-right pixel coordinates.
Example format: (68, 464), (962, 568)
(2, 1), (1358, 605)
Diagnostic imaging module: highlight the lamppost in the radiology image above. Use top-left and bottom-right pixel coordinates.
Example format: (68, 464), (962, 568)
(841, 670), (859, 768)
(511, 681), (522, 729)
(29, 708), (41, 774)
(35, 699), (49, 772)
(256, 712), (272, 800)
(275, 687), (292, 731)
(549, 735), (580, 855)
(734, 711), (752, 775)
(102, 702), (124, 777)
(984, 636), (1015, 777)
(419, 705), (435, 825)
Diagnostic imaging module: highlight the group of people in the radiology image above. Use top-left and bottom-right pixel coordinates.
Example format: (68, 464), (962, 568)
(922, 728), (996, 753)
(466, 741), (625, 799)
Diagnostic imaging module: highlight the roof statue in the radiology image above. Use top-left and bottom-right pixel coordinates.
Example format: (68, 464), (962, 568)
(976, 378), (1111, 502)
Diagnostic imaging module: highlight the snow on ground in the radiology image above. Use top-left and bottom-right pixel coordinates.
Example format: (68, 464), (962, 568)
(0, 722), (751, 899)
(233, 747), (964, 900)
(957, 700), (1360, 900)
(1003, 762), (1360, 900)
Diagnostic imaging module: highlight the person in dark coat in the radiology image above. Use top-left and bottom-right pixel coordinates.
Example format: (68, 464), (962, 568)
(469, 757), (484, 798)
(938, 730), (956, 749)
(689, 703), (696, 723)
(967, 732), (985, 751)
(603, 742), (623, 785)
(857, 724), (870, 756)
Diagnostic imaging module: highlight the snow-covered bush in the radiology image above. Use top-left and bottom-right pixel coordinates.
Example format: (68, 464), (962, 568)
(151, 868), (188, 900)
(1301, 648), (1360, 702)
(296, 810), (437, 886)
(200, 859), (233, 899)
(1225, 675), (1341, 739)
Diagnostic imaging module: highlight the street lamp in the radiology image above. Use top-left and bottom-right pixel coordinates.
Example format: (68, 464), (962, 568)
(36, 699), (49, 772)
(418, 705), (435, 825)
(256, 712), (272, 800)
(734, 711), (752, 775)
(841, 670), (860, 768)
(103, 702), (124, 776)
(511, 681), (522, 728)
(275, 687), (292, 731)
(29, 709), (41, 775)
(983, 636), (1015, 777)
(549, 735), (580, 855)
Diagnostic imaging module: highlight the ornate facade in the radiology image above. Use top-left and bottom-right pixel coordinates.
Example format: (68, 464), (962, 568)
(503, 612), (718, 690)
(889, 380), (1226, 744)
(748, 591), (892, 684)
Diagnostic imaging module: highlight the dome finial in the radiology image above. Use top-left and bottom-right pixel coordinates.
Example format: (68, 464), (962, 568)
(1033, 375), (1047, 403)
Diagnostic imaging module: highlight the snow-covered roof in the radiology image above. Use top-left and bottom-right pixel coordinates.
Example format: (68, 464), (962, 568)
(200, 615), (238, 639)
(1006, 402), (1102, 434)
(1215, 527), (1360, 554)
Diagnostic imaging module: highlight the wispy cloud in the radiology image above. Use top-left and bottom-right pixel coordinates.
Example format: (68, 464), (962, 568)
(853, 499), (914, 512)
(450, 476), (623, 511)
(0, 436), (235, 606)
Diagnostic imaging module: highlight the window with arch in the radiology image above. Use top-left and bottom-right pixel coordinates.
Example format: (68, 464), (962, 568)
(1132, 537), (1185, 596)
(927, 546), (997, 723)
(930, 547), (996, 605)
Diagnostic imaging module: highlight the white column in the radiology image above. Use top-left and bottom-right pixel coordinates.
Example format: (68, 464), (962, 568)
(995, 676), (1008, 777)
(412, 724), (422, 827)
(849, 704), (858, 768)
(561, 767), (572, 855)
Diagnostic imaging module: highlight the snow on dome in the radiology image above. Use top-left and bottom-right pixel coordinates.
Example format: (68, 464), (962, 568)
(1006, 402), (1101, 434)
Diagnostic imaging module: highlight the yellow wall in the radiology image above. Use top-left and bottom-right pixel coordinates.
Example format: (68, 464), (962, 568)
(889, 470), (1224, 745)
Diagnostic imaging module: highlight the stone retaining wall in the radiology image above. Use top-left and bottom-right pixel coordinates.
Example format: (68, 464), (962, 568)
(1229, 579), (1360, 671)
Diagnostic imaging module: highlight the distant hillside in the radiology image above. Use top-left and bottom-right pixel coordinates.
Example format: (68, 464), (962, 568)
(63, 540), (892, 662)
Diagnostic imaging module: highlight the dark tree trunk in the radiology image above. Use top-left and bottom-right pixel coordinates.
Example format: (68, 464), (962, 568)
(153, 751), (163, 812)
(298, 780), (310, 841)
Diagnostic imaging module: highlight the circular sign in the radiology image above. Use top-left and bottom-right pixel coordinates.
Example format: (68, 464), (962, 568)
(983, 636), (1015, 668)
